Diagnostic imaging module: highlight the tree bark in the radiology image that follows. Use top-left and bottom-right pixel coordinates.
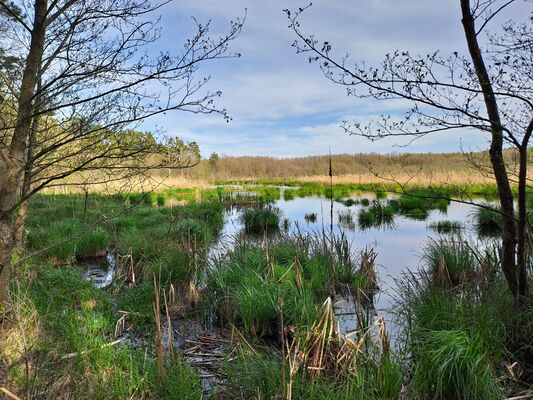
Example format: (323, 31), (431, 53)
(0, 0), (47, 308)
(0, 217), (15, 311)
(517, 120), (533, 300)
(460, 0), (520, 299)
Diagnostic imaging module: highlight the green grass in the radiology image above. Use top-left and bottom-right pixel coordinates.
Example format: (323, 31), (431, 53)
(358, 200), (395, 230)
(428, 220), (462, 234)
(241, 206), (283, 233)
(8, 262), (202, 399)
(304, 212), (318, 223)
(410, 330), (501, 400)
(156, 193), (166, 206)
(475, 203), (503, 236)
(394, 240), (515, 400)
(223, 347), (402, 400)
(422, 238), (476, 285)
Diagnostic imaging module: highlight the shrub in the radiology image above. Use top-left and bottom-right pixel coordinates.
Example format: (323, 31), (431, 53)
(156, 193), (166, 206)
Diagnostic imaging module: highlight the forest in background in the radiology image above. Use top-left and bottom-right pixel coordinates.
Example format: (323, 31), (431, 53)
(169, 149), (527, 184)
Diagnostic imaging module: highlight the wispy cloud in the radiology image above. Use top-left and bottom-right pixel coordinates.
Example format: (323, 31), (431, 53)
(140, 0), (529, 157)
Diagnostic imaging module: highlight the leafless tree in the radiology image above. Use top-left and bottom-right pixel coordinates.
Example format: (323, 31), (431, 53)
(286, 0), (532, 301)
(0, 0), (244, 309)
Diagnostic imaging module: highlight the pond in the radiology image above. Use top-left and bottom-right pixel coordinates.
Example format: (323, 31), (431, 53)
(212, 188), (493, 341)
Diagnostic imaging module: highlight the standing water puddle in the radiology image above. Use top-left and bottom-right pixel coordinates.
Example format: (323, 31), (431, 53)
(79, 252), (116, 288)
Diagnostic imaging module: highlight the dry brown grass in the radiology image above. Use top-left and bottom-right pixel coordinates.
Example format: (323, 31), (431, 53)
(296, 171), (496, 186)
(41, 175), (209, 195)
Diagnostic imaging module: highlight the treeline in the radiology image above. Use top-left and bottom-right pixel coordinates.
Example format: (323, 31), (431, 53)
(175, 150), (522, 182)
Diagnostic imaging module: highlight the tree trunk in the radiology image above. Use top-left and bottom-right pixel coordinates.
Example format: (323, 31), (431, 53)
(0, 217), (15, 309)
(0, 0), (48, 309)
(460, 0), (519, 299)
(517, 122), (533, 300)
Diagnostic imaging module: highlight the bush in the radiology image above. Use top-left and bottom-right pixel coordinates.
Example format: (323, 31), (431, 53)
(156, 193), (166, 206)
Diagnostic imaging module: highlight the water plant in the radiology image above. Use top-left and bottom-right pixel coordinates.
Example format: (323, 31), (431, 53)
(304, 212), (318, 223)
(475, 203), (503, 236)
(241, 206), (283, 233)
(428, 220), (462, 234)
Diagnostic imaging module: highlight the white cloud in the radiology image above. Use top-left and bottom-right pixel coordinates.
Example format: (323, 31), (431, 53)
(138, 0), (529, 157)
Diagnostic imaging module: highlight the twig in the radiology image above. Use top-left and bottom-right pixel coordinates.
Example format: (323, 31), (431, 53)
(61, 339), (123, 360)
(0, 387), (22, 400)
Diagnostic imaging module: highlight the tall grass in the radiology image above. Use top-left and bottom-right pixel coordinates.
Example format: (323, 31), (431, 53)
(410, 330), (501, 399)
(394, 240), (514, 400)
(241, 206), (284, 233)
(475, 203), (503, 236)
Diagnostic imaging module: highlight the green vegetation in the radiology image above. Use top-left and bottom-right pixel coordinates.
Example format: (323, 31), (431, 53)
(241, 206), (283, 233)
(476, 203), (503, 236)
(393, 238), (532, 400)
(358, 200), (395, 230)
(428, 220), (462, 234)
(304, 212), (318, 223)
(5, 188), (533, 399)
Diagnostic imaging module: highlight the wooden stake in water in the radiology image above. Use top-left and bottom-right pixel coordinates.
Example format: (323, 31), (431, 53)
(329, 149), (336, 298)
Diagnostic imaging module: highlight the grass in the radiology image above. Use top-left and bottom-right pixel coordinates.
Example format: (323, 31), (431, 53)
(422, 238), (477, 286)
(475, 203), (503, 236)
(358, 200), (395, 230)
(5, 262), (202, 399)
(8, 186), (532, 399)
(304, 212), (318, 223)
(394, 238), (519, 400)
(410, 330), (501, 400)
(241, 205), (284, 233)
(428, 220), (462, 234)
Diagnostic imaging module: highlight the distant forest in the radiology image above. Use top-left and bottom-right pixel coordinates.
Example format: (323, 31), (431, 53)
(179, 150), (524, 182)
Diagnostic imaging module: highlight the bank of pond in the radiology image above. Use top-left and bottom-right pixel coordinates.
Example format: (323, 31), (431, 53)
(4, 185), (533, 399)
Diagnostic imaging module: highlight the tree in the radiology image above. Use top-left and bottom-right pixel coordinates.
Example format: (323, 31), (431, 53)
(286, 0), (532, 301)
(209, 151), (220, 171)
(0, 0), (244, 309)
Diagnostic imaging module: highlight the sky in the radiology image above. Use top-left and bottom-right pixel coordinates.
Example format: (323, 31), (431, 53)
(140, 0), (531, 158)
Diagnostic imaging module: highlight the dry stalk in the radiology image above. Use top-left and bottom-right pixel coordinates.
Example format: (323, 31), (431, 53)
(294, 251), (303, 291)
(152, 274), (164, 375)
(287, 297), (338, 382)
(360, 248), (378, 289)
(163, 291), (174, 357)
(0, 387), (22, 400)
(280, 298), (287, 400)
(437, 255), (452, 286)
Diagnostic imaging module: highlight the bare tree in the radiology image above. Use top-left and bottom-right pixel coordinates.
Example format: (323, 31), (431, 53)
(0, 0), (244, 309)
(286, 0), (532, 301)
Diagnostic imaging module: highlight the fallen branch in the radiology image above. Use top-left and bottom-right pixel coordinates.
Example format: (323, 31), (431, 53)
(61, 339), (123, 360)
(0, 387), (22, 400)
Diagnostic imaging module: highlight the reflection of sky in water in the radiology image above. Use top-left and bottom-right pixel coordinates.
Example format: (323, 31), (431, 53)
(215, 193), (485, 323)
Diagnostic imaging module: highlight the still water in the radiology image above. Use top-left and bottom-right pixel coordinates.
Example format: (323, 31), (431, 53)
(214, 191), (489, 339)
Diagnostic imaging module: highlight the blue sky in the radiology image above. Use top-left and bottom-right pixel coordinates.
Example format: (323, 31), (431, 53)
(140, 0), (530, 158)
